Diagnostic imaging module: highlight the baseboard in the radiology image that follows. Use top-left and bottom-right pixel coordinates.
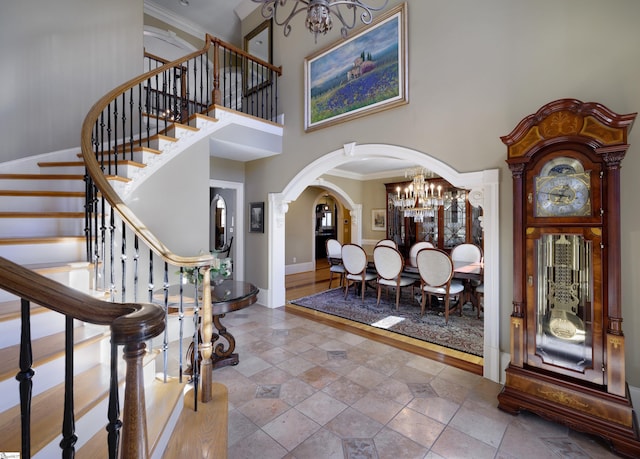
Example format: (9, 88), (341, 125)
(285, 261), (313, 275)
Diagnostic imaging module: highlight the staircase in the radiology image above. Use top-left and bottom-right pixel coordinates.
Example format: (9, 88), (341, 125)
(0, 35), (283, 457)
(0, 114), (233, 458)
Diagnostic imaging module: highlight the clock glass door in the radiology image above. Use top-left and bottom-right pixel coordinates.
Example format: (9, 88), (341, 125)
(528, 230), (603, 384)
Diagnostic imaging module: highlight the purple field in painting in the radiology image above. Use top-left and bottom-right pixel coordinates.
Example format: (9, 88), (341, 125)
(310, 63), (399, 124)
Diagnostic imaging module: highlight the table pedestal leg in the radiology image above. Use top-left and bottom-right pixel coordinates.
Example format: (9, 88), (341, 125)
(186, 313), (239, 376)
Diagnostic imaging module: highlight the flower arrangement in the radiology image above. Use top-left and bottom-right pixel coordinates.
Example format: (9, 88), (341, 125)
(182, 257), (232, 285)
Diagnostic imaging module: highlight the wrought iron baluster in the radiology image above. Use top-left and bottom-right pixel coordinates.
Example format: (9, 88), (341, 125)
(121, 221), (127, 303)
(16, 298), (34, 458)
(192, 276), (200, 411)
(179, 268), (185, 383)
(106, 339), (121, 459)
(134, 235), (139, 302)
(162, 262), (170, 382)
(60, 316), (77, 458)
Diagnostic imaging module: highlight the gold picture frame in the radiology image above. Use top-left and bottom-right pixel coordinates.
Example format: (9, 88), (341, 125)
(304, 2), (408, 132)
(372, 209), (386, 231)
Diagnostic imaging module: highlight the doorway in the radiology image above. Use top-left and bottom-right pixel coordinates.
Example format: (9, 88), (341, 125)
(268, 142), (500, 383)
(210, 179), (244, 281)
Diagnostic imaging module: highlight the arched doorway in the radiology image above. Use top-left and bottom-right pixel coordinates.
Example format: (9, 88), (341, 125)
(267, 143), (500, 382)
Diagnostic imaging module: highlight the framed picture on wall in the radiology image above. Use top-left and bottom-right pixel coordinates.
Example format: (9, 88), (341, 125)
(250, 202), (264, 233)
(372, 208), (386, 231)
(304, 2), (408, 132)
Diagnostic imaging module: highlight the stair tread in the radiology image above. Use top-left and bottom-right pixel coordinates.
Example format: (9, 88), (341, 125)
(77, 146), (163, 157)
(79, 376), (188, 459)
(0, 174), (84, 180)
(0, 190), (85, 197)
(0, 362), (110, 453)
(0, 236), (85, 245)
(0, 211), (85, 218)
(0, 325), (109, 382)
(39, 160), (145, 168)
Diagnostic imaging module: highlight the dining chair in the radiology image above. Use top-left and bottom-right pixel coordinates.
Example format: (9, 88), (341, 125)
(375, 239), (397, 249)
(325, 238), (345, 288)
(450, 243), (483, 308)
(342, 243), (377, 302)
(475, 282), (484, 319)
(409, 241), (434, 260)
(373, 245), (416, 309)
(416, 248), (465, 324)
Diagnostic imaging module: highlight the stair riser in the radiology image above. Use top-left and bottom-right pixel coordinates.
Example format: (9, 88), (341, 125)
(0, 195), (85, 212)
(0, 335), (108, 413)
(0, 241), (86, 269)
(0, 217), (85, 239)
(148, 138), (175, 151)
(0, 179), (85, 192)
(81, 150), (160, 165)
(42, 164), (143, 179)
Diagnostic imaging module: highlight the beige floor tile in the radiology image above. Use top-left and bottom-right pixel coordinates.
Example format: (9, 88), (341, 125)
(295, 390), (348, 425)
(448, 406), (508, 448)
(431, 426), (497, 459)
(321, 376), (370, 406)
(386, 407), (445, 448)
(236, 397), (292, 427)
(289, 427), (345, 459)
(262, 408), (321, 451)
(352, 391), (405, 425)
(324, 407), (384, 439)
(218, 304), (617, 459)
(408, 396), (460, 425)
(298, 365), (341, 389)
(373, 427), (429, 459)
(227, 428), (288, 459)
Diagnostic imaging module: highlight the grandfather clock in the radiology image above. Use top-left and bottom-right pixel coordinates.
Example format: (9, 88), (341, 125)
(499, 99), (640, 457)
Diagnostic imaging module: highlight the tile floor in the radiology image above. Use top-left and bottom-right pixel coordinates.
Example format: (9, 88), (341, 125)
(214, 304), (619, 459)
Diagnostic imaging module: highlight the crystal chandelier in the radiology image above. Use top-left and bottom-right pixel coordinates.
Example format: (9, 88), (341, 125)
(393, 168), (443, 222)
(253, 0), (390, 42)
(392, 168), (468, 223)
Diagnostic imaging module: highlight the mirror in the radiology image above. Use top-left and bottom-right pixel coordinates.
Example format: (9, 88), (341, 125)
(244, 19), (272, 63)
(213, 194), (226, 250)
(244, 19), (273, 94)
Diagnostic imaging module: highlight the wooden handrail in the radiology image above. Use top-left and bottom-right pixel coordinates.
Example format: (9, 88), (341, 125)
(0, 257), (164, 335)
(0, 256), (165, 458)
(81, 42), (216, 269)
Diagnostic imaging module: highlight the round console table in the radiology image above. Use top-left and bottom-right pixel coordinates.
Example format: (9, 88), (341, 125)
(158, 280), (259, 371)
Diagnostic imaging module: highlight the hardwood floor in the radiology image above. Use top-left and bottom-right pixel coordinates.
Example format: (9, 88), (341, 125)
(285, 259), (483, 375)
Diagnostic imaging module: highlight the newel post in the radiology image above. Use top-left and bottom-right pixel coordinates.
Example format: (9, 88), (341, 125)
(120, 342), (149, 459)
(199, 266), (213, 402)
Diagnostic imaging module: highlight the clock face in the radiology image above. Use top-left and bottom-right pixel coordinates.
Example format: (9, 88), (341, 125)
(534, 157), (591, 217)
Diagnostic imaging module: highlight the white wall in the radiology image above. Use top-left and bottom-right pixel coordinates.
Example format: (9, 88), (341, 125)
(242, 0), (640, 386)
(0, 0), (144, 162)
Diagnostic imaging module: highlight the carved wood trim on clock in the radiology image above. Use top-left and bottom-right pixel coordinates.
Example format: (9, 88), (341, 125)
(499, 99), (640, 458)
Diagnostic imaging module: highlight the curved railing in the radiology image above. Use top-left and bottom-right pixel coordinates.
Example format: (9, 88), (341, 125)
(78, 34), (281, 456)
(0, 256), (165, 458)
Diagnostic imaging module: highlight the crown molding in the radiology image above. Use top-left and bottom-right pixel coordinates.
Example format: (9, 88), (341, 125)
(144, 1), (208, 40)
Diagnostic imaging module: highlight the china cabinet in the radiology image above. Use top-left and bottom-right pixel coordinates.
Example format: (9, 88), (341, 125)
(385, 180), (481, 256)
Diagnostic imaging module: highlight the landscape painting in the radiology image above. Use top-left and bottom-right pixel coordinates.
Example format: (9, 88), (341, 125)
(304, 3), (407, 132)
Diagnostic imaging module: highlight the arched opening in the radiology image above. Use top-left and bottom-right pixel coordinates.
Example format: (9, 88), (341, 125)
(267, 143), (500, 382)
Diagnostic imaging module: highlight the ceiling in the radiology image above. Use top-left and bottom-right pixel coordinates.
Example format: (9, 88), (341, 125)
(144, 0), (420, 181)
(144, 0), (254, 45)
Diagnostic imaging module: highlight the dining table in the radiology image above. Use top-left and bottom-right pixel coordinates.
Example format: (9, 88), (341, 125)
(366, 255), (484, 308)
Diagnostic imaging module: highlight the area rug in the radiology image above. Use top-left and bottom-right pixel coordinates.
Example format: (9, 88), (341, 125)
(290, 288), (483, 357)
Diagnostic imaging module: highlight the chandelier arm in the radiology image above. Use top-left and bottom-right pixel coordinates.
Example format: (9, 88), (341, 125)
(254, 0), (389, 39)
(259, 0), (311, 37)
(329, 0), (389, 25)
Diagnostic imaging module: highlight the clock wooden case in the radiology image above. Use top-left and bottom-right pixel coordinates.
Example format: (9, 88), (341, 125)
(499, 99), (640, 457)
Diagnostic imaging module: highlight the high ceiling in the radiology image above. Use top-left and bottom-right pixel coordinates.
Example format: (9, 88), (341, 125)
(145, 0), (252, 45)
(144, 0), (420, 180)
